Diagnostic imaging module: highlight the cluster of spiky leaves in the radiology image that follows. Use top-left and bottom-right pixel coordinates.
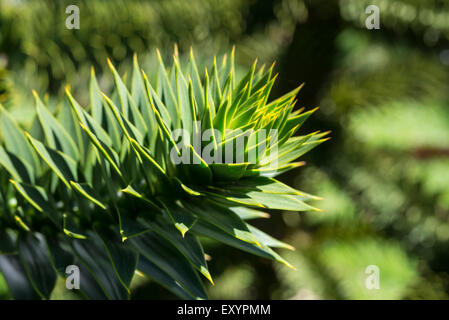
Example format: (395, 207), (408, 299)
(0, 49), (328, 300)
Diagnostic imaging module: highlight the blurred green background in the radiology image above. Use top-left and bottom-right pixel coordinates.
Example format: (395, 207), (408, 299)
(1, 0), (449, 299)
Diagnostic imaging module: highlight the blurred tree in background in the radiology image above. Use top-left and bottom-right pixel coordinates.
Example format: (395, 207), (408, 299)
(1, 0), (449, 299)
(0, 62), (9, 105)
